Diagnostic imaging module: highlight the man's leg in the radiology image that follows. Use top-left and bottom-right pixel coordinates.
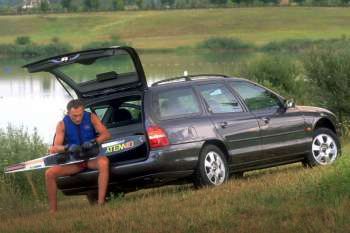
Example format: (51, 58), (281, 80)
(87, 156), (109, 204)
(45, 164), (82, 213)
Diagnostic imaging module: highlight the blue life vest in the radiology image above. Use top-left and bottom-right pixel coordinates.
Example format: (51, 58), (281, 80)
(63, 111), (97, 146)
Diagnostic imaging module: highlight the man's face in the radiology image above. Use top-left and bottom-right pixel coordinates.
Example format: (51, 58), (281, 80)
(68, 106), (84, 125)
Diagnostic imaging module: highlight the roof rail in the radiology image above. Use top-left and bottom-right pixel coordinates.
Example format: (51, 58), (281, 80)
(151, 74), (228, 87)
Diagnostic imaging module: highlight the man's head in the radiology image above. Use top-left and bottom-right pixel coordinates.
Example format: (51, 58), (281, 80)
(67, 99), (85, 124)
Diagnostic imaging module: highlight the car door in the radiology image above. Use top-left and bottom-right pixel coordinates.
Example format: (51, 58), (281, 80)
(195, 82), (261, 166)
(230, 80), (308, 161)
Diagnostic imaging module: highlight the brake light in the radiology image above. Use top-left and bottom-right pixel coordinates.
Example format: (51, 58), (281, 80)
(147, 125), (170, 148)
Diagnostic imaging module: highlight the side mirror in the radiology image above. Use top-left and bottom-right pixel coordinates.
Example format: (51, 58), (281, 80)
(285, 99), (295, 109)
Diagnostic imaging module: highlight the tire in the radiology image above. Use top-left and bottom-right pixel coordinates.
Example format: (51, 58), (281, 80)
(304, 127), (340, 167)
(194, 145), (229, 188)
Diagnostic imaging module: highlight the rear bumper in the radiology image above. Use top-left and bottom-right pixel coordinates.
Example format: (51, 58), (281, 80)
(57, 141), (203, 195)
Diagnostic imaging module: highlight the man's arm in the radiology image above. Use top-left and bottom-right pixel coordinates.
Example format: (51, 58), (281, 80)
(49, 121), (66, 154)
(91, 113), (111, 144)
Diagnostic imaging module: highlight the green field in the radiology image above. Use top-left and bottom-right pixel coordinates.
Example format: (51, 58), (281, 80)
(2, 7), (350, 49)
(1, 142), (349, 233)
(1, 8), (350, 232)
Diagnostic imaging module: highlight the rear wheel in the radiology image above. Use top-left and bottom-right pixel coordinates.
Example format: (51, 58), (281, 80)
(194, 145), (229, 188)
(304, 128), (340, 167)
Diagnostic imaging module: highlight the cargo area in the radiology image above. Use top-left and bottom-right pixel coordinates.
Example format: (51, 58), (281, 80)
(88, 94), (148, 165)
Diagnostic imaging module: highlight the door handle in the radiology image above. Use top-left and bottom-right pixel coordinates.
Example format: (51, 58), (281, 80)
(261, 117), (270, 124)
(219, 121), (228, 128)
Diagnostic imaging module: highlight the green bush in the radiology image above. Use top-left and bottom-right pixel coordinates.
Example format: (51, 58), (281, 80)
(15, 36), (31, 46)
(42, 41), (73, 56)
(198, 37), (254, 51)
(0, 126), (48, 202)
(241, 54), (302, 99)
(302, 45), (350, 123)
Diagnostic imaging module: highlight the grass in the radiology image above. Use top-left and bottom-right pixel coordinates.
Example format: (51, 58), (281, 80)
(1, 7), (350, 49)
(0, 142), (349, 233)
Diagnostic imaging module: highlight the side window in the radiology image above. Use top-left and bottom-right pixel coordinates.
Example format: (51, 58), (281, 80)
(197, 83), (243, 114)
(88, 106), (110, 122)
(94, 107), (108, 119)
(156, 88), (201, 119)
(230, 81), (281, 112)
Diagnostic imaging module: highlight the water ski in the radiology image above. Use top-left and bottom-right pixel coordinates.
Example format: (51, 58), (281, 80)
(4, 135), (145, 174)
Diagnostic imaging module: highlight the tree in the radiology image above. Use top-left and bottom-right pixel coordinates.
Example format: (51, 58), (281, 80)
(112, 0), (125, 10)
(40, 0), (50, 12)
(210, 0), (228, 4)
(84, 0), (100, 10)
(61, 0), (72, 11)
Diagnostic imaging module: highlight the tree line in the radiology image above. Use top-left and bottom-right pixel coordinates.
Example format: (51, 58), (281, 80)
(0, 0), (349, 14)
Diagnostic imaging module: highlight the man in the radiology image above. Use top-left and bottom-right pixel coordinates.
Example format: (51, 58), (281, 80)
(46, 99), (111, 213)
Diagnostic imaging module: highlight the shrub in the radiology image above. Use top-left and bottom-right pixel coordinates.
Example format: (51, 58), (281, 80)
(241, 54), (302, 98)
(302, 46), (350, 123)
(0, 126), (48, 202)
(15, 36), (31, 46)
(42, 41), (73, 56)
(198, 37), (254, 51)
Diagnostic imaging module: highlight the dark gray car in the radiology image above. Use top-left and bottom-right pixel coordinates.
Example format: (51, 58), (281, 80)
(24, 46), (342, 202)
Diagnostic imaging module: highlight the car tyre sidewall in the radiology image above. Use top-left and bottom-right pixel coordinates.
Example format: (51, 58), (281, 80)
(194, 145), (229, 188)
(304, 127), (340, 167)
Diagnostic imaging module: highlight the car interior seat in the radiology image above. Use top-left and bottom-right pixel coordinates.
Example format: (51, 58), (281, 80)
(111, 108), (133, 123)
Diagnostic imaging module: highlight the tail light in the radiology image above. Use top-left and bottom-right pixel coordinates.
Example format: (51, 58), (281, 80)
(147, 125), (170, 148)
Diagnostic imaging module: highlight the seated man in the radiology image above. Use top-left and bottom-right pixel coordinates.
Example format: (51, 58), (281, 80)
(46, 99), (111, 213)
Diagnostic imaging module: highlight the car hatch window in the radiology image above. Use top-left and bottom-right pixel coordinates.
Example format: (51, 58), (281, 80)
(230, 81), (281, 112)
(197, 83), (243, 114)
(155, 88), (201, 119)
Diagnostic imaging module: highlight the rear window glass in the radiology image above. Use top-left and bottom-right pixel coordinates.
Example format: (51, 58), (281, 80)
(55, 49), (137, 84)
(155, 88), (201, 119)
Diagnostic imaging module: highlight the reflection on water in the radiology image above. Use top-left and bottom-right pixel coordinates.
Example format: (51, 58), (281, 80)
(0, 51), (255, 143)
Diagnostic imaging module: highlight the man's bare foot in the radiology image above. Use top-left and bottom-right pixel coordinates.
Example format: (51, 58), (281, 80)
(49, 209), (57, 215)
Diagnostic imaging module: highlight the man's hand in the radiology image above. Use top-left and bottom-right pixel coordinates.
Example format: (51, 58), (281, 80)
(82, 139), (98, 151)
(81, 139), (100, 159)
(49, 145), (66, 154)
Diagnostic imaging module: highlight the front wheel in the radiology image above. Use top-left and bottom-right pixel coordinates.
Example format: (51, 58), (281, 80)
(304, 128), (340, 167)
(194, 145), (229, 188)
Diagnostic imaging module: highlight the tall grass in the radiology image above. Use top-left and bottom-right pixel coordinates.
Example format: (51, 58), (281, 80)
(0, 143), (348, 233)
(0, 126), (48, 203)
